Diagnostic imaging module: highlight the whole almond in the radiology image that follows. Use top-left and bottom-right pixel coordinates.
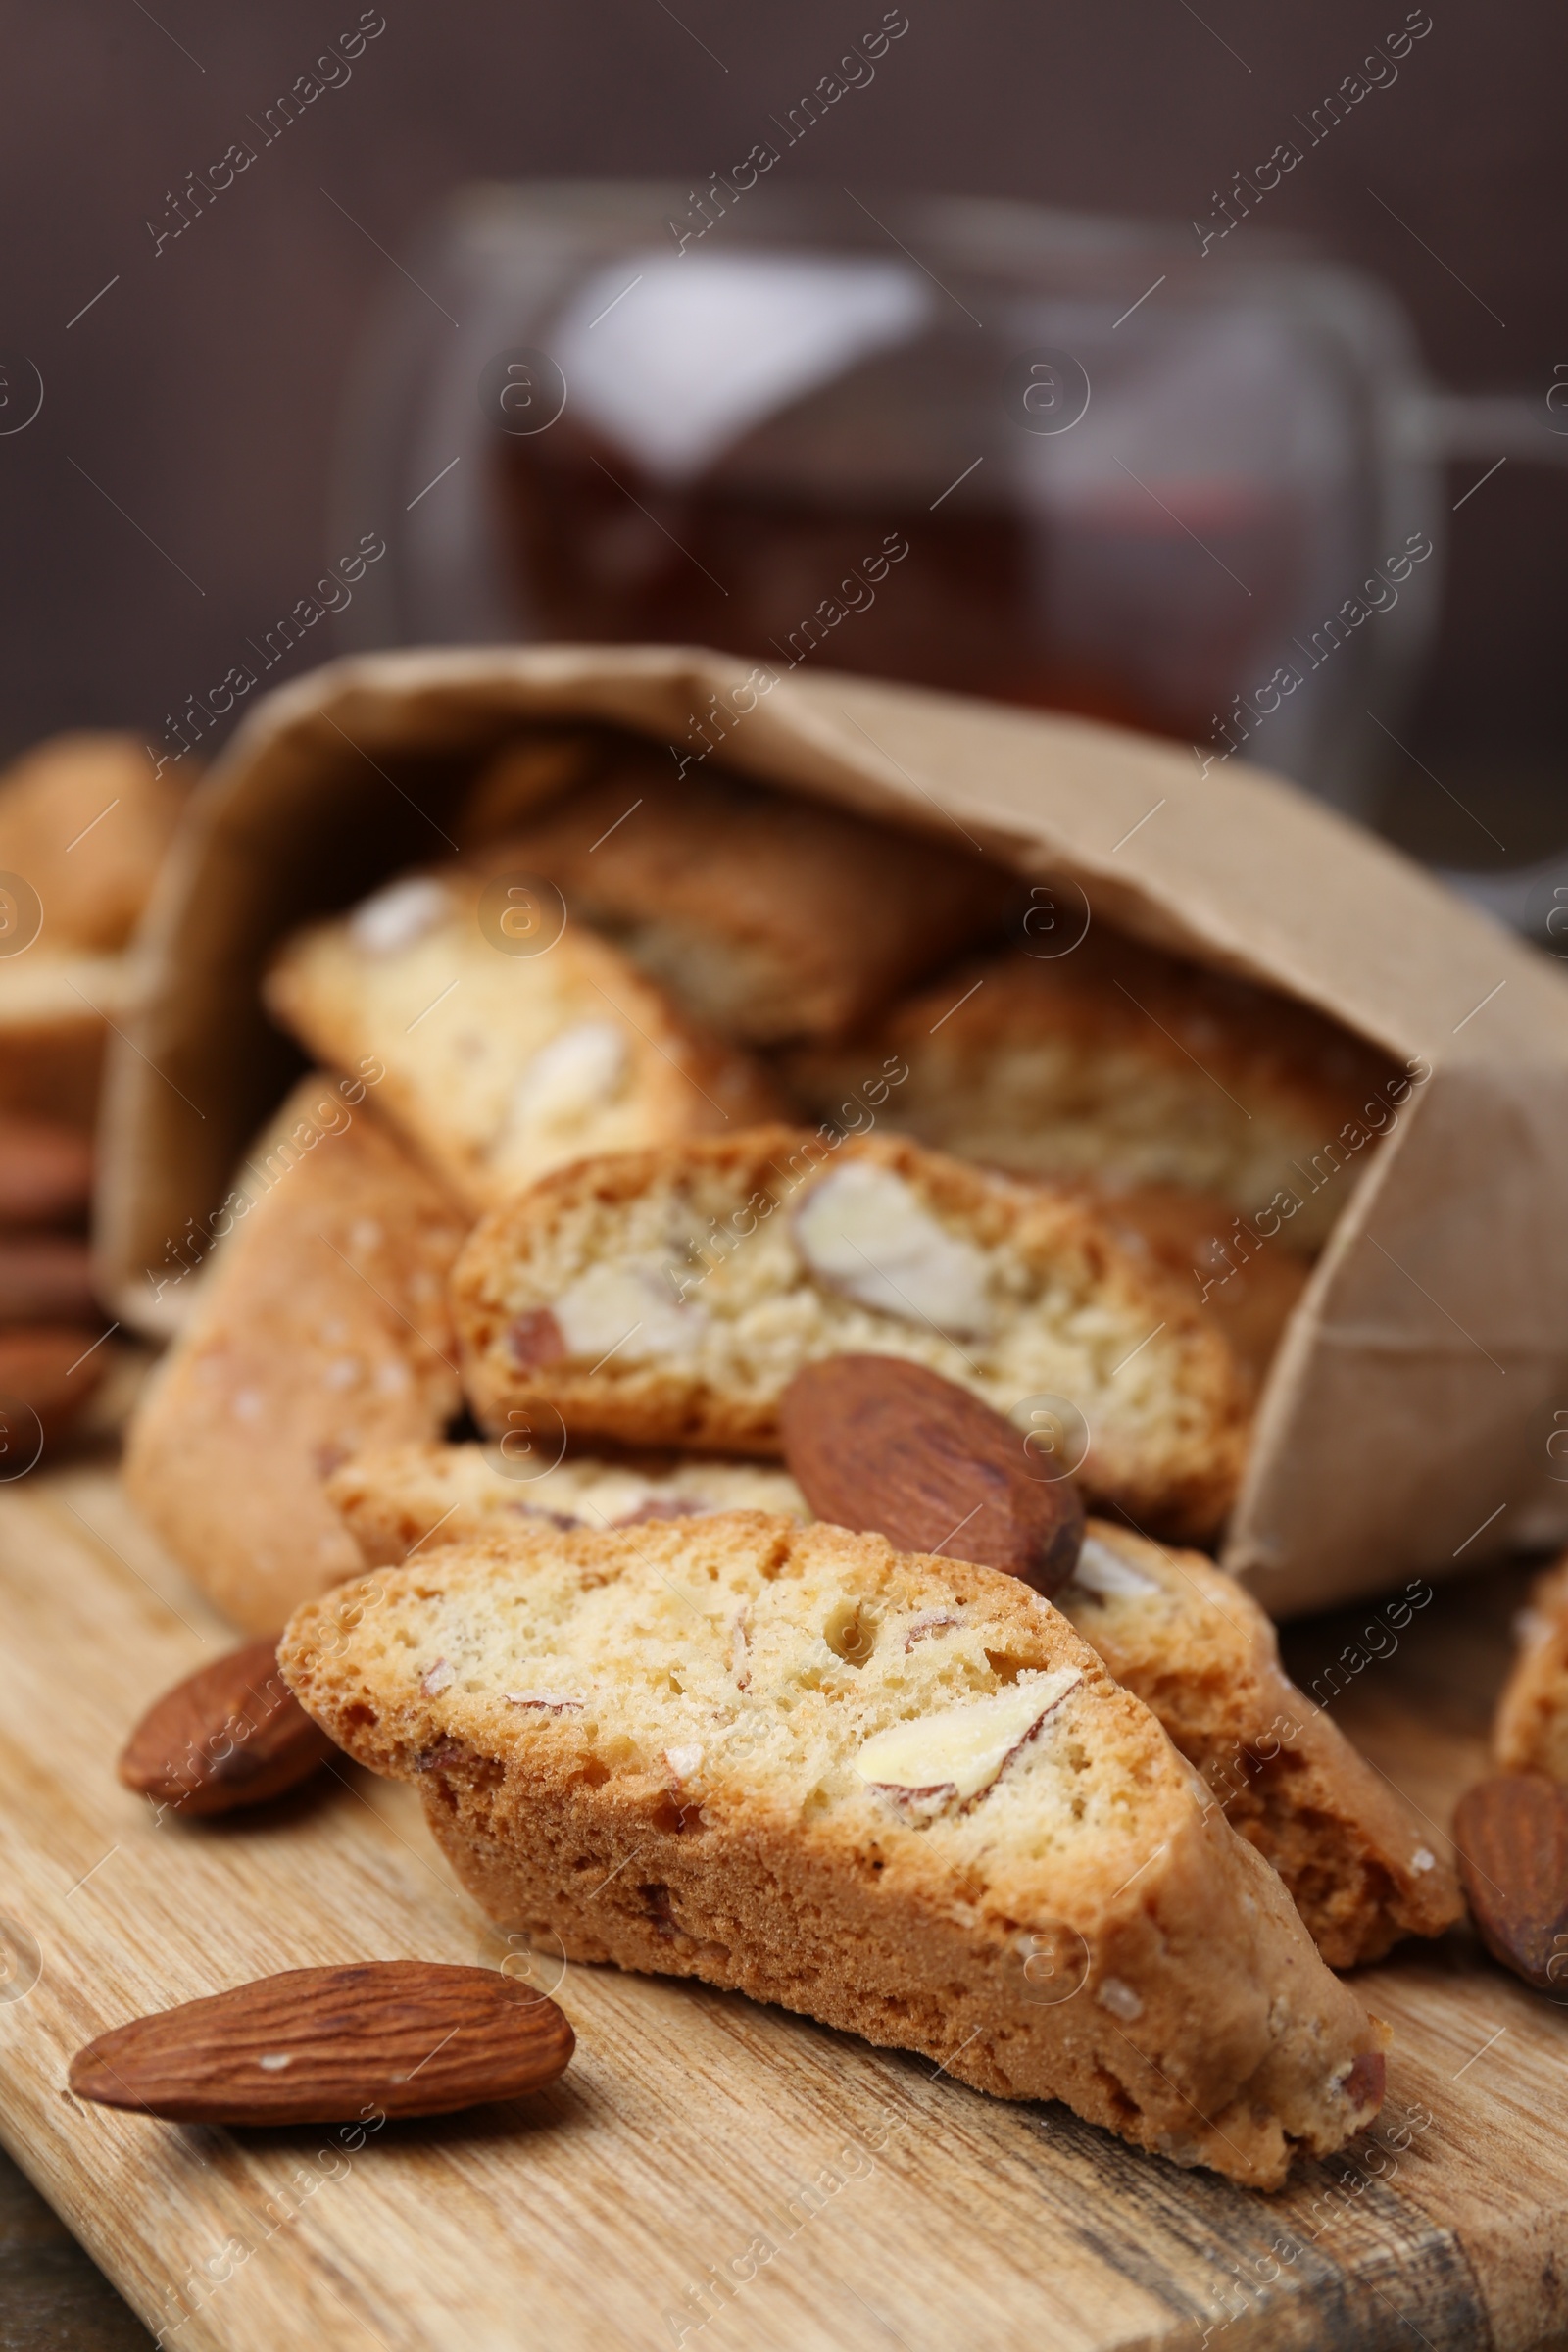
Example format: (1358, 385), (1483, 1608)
(1453, 1773), (1568, 1988)
(119, 1637), (336, 1816)
(69, 1960), (574, 2124)
(779, 1354), (1085, 1595)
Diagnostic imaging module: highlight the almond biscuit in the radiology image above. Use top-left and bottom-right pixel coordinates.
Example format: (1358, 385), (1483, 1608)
(1494, 1554), (1568, 1783)
(452, 1128), (1250, 1540)
(1058, 1522), (1462, 1966)
(328, 1440), (806, 1567)
(264, 864), (782, 1212)
(470, 753), (1018, 1043)
(123, 1082), (467, 1631)
(281, 1511), (1389, 2188)
(786, 934), (1404, 1251)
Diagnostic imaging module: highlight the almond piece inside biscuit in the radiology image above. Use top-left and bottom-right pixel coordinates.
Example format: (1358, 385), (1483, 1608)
(792, 1164), (994, 1340)
(350, 877), (451, 955)
(855, 1673), (1082, 1804)
(507, 1020), (629, 1131)
(550, 1263), (707, 1362)
(1069, 1538), (1160, 1599)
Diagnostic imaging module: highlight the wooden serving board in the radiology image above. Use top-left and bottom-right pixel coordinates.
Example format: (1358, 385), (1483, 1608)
(3, 1457), (1567, 2352)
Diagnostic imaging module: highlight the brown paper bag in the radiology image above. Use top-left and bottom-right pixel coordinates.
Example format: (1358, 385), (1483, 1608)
(96, 644), (1568, 1615)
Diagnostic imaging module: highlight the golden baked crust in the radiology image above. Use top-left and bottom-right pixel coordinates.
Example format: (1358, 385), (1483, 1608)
(471, 755), (1018, 1043)
(329, 1440), (806, 1567)
(123, 1082), (467, 1632)
(452, 1127), (1250, 1541)
(1059, 1522), (1462, 1966)
(328, 1447), (1446, 1965)
(263, 863), (782, 1214)
(785, 934), (1402, 1251)
(1494, 1554), (1568, 1780)
(280, 1512), (1388, 2189)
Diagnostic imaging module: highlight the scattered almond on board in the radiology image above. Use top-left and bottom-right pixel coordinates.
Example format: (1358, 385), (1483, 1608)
(69, 1962), (574, 2125)
(118, 1638), (336, 1817)
(1452, 1776), (1568, 1991)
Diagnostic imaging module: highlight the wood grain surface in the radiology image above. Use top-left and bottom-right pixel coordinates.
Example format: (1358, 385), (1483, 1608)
(2, 1456), (1566, 2352)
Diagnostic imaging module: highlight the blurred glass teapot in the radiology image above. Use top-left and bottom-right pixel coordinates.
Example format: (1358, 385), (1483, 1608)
(335, 179), (1567, 901)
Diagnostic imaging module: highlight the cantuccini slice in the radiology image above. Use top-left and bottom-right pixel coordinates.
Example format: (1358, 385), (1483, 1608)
(123, 1081), (466, 1632)
(466, 750), (1019, 1043)
(776, 1355), (1459, 1966)
(1056, 1522), (1462, 1966)
(263, 863), (781, 1214)
(786, 934), (1405, 1250)
(281, 1511), (1388, 2188)
(328, 1440), (806, 1568)
(451, 1128), (1250, 1541)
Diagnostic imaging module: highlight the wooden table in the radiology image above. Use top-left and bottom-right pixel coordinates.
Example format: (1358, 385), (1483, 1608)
(2, 1452), (1565, 2352)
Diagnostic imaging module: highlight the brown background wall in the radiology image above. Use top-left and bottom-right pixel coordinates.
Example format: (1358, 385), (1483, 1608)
(1, 0), (1562, 849)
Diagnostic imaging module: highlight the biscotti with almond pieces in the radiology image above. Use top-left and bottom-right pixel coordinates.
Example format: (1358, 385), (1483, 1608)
(280, 1510), (1389, 2188)
(1057, 1522), (1462, 1966)
(123, 1080), (467, 1632)
(451, 1128), (1250, 1540)
(785, 933), (1408, 1251)
(329, 1440), (806, 1567)
(263, 863), (782, 1214)
(774, 1354), (1457, 1968)
(467, 750), (1019, 1043)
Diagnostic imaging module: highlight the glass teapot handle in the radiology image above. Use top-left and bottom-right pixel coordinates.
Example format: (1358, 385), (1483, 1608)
(1392, 387), (1568, 936)
(1396, 387), (1568, 467)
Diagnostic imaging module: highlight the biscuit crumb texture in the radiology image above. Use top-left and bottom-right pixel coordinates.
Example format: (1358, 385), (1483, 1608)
(329, 1440), (806, 1566)
(472, 757), (1018, 1043)
(264, 866), (780, 1211)
(1059, 1523), (1462, 1965)
(787, 938), (1402, 1250)
(453, 1129), (1249, 1540)
(282, 1511), (1387, 2188)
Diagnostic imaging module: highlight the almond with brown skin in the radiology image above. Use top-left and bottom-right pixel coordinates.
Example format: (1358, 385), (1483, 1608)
(1454, 1773), (1568, 1990)
(779, 1354), (1085, 1595)
(69, 1961), (574, 2124)
(119, 1637), (336, 1816)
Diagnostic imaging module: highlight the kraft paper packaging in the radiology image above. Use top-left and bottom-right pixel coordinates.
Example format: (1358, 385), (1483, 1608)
(96, 643), (1568, 1617)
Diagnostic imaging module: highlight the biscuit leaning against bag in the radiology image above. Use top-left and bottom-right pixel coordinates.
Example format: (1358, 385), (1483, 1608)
(465, 743), (1020, 1043)
(783, 929), (1405, 1252)
(263, 858), (784, 1214)
(279, 1510), (1389, 2190)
